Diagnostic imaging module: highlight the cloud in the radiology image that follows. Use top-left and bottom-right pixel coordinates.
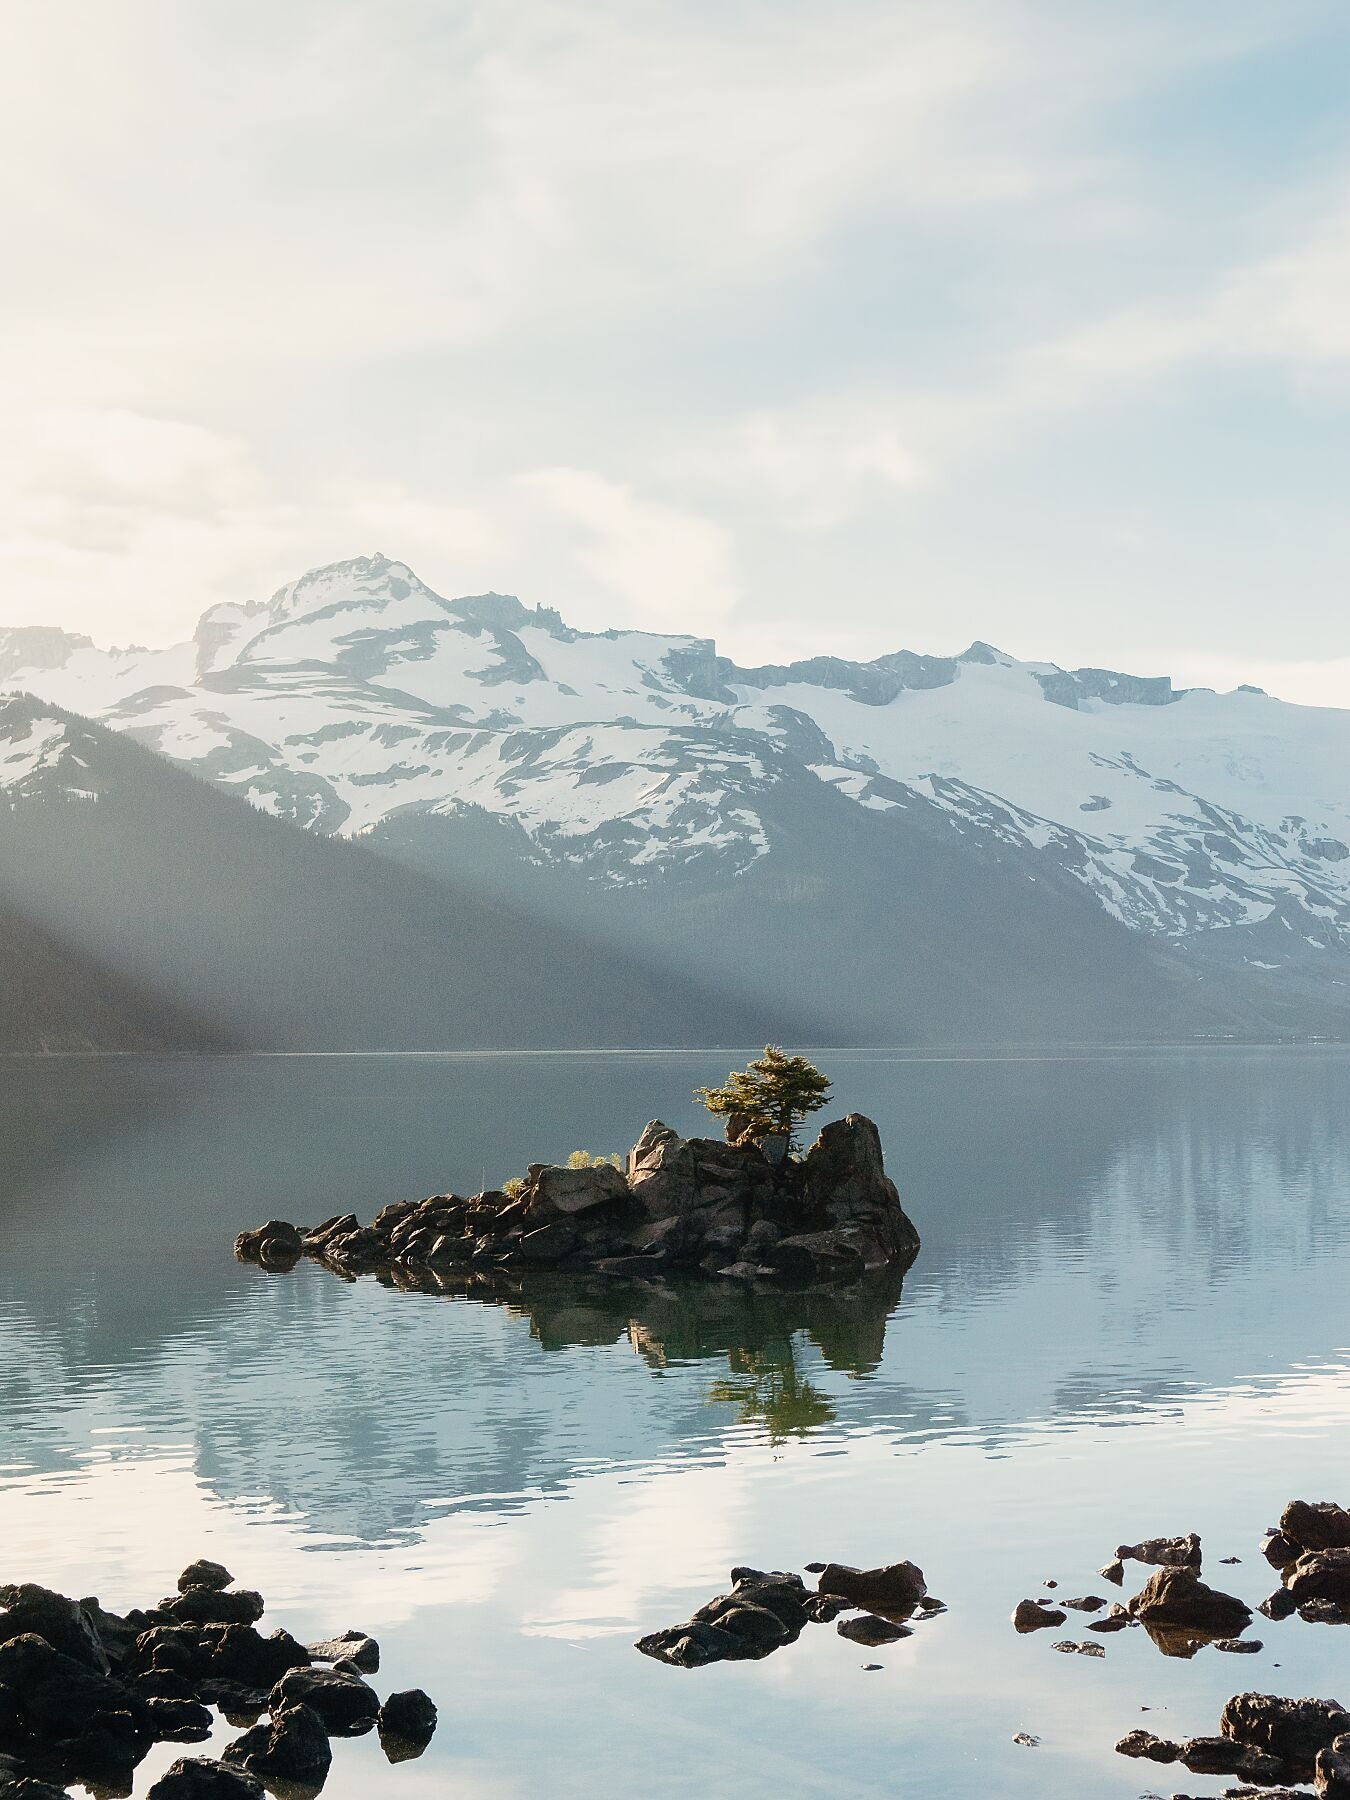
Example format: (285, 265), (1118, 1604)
(517, 468), (740, 636)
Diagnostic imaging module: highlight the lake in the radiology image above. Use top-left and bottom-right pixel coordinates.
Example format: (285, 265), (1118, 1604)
(2, 1047), (1348, 1797)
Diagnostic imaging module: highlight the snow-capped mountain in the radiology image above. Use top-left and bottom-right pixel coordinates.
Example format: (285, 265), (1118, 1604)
(5, 553), (1348, 989)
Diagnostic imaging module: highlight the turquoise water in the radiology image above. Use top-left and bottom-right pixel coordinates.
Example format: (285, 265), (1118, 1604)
(1, 1048), (1348, 1796)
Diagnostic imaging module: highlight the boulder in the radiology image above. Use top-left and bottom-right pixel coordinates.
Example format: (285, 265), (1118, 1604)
(1115, 1729), (1180, 1762)
(797, 1115), (919, 1268)
(160, 1589), (264, 1629)
(635, 1620), (745, 1667)
(206, 1626), (310, 1688)
(177, 1562), (233, 1595)
(378, 1689), (437, 1748)
(816, 1561), (926, 1616)
(271, 1666), (379, 1736)
(147, 1758), (264, 1798)
(1179, 1735), (1286, 1781)
(0, 1586), (110, 1674)
(144, 1697), (213, 1742)
(1220, 1693), (1350, 1771)
(1127, 1567), (1251, 1637)
(1263, 1529), (1299, 1568)
(1284, 1549), (1350, 1610)
(0, 1633), (147, 1740)
(1282, 1501), (1350, 1555)
(224, 1702), (331, 1787)
(305, 1631), (377, 1674)
(523, 1162), (629, 1218)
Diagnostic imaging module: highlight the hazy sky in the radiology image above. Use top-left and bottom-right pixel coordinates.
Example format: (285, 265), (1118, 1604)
(3, 0), (1350, 701)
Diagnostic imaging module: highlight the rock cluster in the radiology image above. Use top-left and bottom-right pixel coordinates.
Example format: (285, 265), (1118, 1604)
(636, 1559), (940, 1668)
(1260, 1498), (1350, 1624)
(236, 1114), (920, 1288)
(0, 1566), (435, 1797)
(1117, 1692), (1350, 1791)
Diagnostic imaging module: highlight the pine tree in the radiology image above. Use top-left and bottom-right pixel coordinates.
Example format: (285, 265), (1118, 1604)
(695, 1045), (832, 1153)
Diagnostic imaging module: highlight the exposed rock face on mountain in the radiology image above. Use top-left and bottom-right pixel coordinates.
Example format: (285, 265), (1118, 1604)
(235, 1113), (919, 1287)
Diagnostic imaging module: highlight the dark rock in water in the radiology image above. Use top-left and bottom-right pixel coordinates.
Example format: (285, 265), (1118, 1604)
(271, 1666), (379, 1736)
(1262, 1531), (1299, 1567)
(378, 1688), (437, 1749)
(802, 1562), (827, 1575)
(206, 1626), (309, 1689)
(232, 1221), (302, 1266)
(147, 1758), (265, 1798)
(0, 1585), (111, 1673)
(194, 1679), (266, 1719)
(1220, 1692), (1350, 1770)
(725, 1569), (810, 1628)
(1284, 1549), (1350, 1610)
(134, 1669), (197, 1700)
(1215, 1638), (1263, 1654)
(1012, 1600), (1066, 1633)
(224, 1702), (332, 1788)
(145, 1697), (213, 1742)
(1318, 1734), (1350, 1798)
(177, 1563), (233, 1596)
(305, 1631), (378, 1674)
(802, 1594), (850, 1623)
(816, 1560), (926, 1616)
(1128, 1567), (1251, 1637)
(1115, 1729), (1180, 1762)
(1260, 1587), (1299, 1621)
(837, 1614), (911, 1646)
(1063, 1595), (1106, 1612)
(1179, 1735), (1287, 1781)
(0, 1631), (148, 1740)
(1300, 1598), (1350, 1624)
(160, 1590), (264, 1629)
(1117, 1533), (1202, 1568)
(1099, 1559), (1125, 1586)
(1087, 1615), (1130, 1633)
(1281, 1501), (1350, 1555)
(636, 1620), (746, 1668)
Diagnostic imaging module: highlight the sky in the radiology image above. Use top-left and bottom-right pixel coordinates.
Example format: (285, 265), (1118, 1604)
(2, 0), (1349, 703)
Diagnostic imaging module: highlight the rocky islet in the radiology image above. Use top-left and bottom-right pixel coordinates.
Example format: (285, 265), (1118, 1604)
(235, 1114), (919, 1291)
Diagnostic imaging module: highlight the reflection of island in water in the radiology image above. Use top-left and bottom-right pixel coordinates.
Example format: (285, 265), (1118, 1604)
(486, 1268), (906, 1441)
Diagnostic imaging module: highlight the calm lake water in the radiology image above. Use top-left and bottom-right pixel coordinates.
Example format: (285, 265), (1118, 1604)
(2, 1048), (1349, 1798)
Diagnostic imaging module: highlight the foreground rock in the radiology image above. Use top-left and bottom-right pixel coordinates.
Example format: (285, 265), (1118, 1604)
(636, 1558), (938, 1668)
(0, 1564), (435, 1793)
(1127, 1566), (1253, 1652)
(237, 1114), (920, 1289)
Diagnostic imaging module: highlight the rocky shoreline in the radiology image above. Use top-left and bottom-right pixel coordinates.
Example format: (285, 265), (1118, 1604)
(0, 1565), (434, 1798)
(235, 1113), (920, 1289)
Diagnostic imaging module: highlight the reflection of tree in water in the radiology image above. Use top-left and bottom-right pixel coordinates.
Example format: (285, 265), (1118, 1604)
(704, 1343), (836, 1440)
(499, 1267), (907, 1441)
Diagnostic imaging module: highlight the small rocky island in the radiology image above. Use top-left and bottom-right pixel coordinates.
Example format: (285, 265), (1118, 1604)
(237, 1048), (919, 1289)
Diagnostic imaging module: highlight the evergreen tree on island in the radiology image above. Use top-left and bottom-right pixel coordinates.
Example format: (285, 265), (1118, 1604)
(696, 1046), (832, 1158)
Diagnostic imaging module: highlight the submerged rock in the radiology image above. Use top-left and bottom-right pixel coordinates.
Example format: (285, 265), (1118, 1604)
(1012, 1600), (1066, 1633)
(836, 1614), (911, 1646)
